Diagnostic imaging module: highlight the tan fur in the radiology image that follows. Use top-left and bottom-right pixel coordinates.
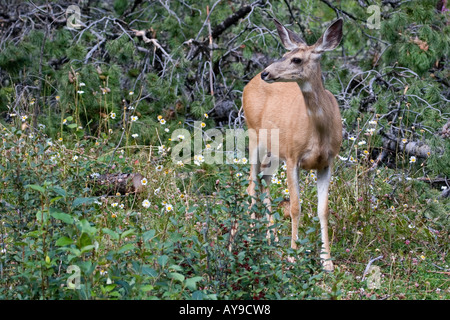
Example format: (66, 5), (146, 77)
(242, 19), (343, 272)
(243, 70), (342, 171)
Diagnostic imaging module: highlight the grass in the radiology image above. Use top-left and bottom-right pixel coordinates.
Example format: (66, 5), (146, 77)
(0, 102), (448, 300)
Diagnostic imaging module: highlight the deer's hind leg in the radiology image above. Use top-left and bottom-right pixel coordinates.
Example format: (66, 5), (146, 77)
(316, 165), (334, 272)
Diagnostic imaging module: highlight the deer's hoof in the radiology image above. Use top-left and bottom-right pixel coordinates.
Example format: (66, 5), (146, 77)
(322, 259), (334, 272)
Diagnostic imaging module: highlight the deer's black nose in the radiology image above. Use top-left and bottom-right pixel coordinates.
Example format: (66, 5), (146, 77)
(261, 71), (269, 80)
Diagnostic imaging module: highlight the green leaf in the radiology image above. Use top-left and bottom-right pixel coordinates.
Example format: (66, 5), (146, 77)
(56, 236), (74, 246)
(139, 285), (154, 292)
(25, 230), (44, 238)
(118, 243), (135, 254)
(67, 123), (77, 129)
(168, 272), (185, 283)
(158, 255), (169, 267)
(120, 228), (135, 240)
(102, 228), (119, 240)
(80, 244), (95, 254)
(36, 210), (49, 223)
(72, 197), (98, 208)
(66, 247), (81, 259)
(102, 284), (117, 293)
(141, 266), (158, 277)
(306, 227), (315, 234)
(50, 196), (63, 203)
(185, 276), (203, 291)
(192, 291), (204, 300)
(50, 211), (73, 224)
(169, 264), (183, 272)
(26, 184), (45, 193)
(50, 186), (67, 197)
(143, 229), (155, 242)
(78, 232), (92, 248)
(169, 217), (178, 226)
(79, 219), (97, 235)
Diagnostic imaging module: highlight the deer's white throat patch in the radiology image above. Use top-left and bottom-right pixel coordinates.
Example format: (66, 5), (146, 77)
(300, 81), (313, 92)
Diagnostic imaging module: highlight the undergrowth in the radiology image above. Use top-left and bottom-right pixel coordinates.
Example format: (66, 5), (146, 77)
(0, 111), (448, 300)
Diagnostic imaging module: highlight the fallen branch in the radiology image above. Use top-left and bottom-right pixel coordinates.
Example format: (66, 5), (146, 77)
(426, 270), (450, 276)
(369, 149), (388, 171)
(132, 29), (172, 60)
(381, 131), (434, 158)
(416, 177), (450, 184)
(361, 255), (383, 281)
(439, 120), (450, 139)
(91, 173), (144, 195)
(416, 177), (450, 198)
(84, 38), (106, 64)
(207, 5), (214, 96)
(440, 187), (450, 199)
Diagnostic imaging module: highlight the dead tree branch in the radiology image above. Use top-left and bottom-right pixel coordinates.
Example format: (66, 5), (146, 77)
(381, 131), (434, 158)
(91, 173), (144, 195)
(211, 3), (253, 39)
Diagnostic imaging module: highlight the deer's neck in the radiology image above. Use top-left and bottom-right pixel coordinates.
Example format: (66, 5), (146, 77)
(297, 71), (331, 134)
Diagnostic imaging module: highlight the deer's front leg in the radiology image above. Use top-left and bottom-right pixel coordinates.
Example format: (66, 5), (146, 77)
(230, 146), (260, 250)
(246, 145), (261, 220)
(286, 161), (301, 249)
(317, 165), (334, 272)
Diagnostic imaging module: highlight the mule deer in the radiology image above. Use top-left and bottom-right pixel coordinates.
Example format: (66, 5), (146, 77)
(242, 18), (343, 271)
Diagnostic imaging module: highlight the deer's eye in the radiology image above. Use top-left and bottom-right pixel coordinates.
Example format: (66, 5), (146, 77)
(291, 58), (302, 64)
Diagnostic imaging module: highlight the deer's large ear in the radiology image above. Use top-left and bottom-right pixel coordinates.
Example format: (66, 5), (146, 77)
(313, 18), (343, 54)
(274, 19), (306, 51)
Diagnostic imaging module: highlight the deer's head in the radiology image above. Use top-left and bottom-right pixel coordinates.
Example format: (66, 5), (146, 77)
(261, 18), (343, 89)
